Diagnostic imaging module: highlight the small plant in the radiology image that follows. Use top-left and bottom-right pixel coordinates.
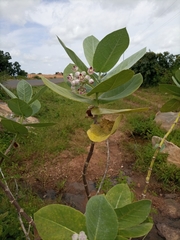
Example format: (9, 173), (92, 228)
(0, 80), (54, 239)
(142, 68), (180, 197)
(34, 184), (153, 240)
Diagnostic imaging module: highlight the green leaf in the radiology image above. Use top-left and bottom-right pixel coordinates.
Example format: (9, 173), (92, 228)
(17, 80), (33, 103)
(29, 86), (47, 104)
(30, 100), (41, 116)
(115, 200), (152, 229)
(103, 48), (146, 81)
(41, 76), (95, 104)
(24, 123), (55, 127)
(85, 195), (118, 240)
(91, 107), (149, 115)
(160, 98), (180, 112)
(7, 99), (33, 117)
(83, 35), (99, 66)
(172, 76), (180, 88)
(57, 36), (87, 71)
(87, 70), (134, 96)
(0, 152), (9, 160)
(98, 73), (143, 103)
(175, 69), (180, 82)
(93, 28), (129, 72)
(159, 84), (180, 97)
(106, 184), (132, 209)
(34, 204), (86, 240)
(119, 223), (153, 238)
(1, 119), (28, 134)
(0, 83), (17, 99)
(115, 236), (128, 240)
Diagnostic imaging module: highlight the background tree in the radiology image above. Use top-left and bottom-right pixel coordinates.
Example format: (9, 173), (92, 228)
(0, 50), (27, 78)
(131, 51), (180, 87)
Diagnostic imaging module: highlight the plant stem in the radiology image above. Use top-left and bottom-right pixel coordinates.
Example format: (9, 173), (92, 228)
(82, 141), (95, 200)
(142, 112), (180, 198)
(96, 139), (110, 195)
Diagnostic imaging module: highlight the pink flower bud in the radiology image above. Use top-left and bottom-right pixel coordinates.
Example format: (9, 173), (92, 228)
(87, 66), (94, 75)
(72, 65), (78, 72)
(74, 71), (80, 78)
(67, 73), (73, 81)
(81, 71), (86, 76)
(89, 78), (94, 84)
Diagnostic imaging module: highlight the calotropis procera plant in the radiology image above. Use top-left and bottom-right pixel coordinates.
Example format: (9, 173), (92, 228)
(0, 80), (54, 239)
(41, 28), (148, 197)
(34, 28), (153, 240)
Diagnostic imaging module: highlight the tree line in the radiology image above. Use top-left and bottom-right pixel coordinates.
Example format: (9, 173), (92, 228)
(131, 51), (180, 87)
(0, 50), (27, 78)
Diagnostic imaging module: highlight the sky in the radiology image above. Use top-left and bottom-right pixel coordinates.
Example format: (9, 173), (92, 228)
(0, 0), (180, 74)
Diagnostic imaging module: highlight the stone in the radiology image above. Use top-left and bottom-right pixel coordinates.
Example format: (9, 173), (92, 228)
(156, 223), (180, 240)
(159, 199), (180, 219)
(154, 112), (180, 131)
(152, 136), (180, 167)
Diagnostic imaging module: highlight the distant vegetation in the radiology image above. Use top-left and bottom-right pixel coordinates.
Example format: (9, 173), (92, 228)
(131, 51), (180, 87)
(0, 50), (27, 80)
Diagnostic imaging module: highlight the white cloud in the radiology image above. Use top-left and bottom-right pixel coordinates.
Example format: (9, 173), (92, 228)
(0, 0), (179, 74)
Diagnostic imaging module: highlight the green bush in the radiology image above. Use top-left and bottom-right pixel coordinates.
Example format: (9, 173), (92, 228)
(134, 143), (180, 191)
(129, 114), (165, 139)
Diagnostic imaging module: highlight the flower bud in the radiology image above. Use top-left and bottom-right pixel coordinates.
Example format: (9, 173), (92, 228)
(67, 73), (73, 81)
(71, 80), (76, 86)
(89, 78), (94, 84)
(81, 71), (86, 76)
(74, 79), (80, 85)
(72, 65), (78, 72)
(74, 71), (80, 78)
(87, 66), (94, 75)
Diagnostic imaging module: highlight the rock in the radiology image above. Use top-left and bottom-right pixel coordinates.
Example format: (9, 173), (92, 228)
(154, 112), (180, 131)
(0, 102), (39, 124)
(156, 223), (180, 240)
(159, 199), (180, 219)
(152, 136), (180, 167)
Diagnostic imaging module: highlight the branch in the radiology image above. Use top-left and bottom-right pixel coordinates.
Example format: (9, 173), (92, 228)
(82, 142), (95, 200)
(96, 139), (110, 195)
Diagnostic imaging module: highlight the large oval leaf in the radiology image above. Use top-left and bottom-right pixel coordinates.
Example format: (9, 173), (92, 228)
(29, 86), (47, 104)
(106, 184), (132, 209)
(159, 84), (180, 97)
(0, 83), (17, 99)
(83, 35), (99, 66)
(7, 98), (33, 117)
(41, 76), (95, 104)
(57, 36), (87, 71)
(30, 99), (41, 116)
(160, 98), (180, 112)
(85, 195), (118, 240)
(102, 47), (146, 81)
(87, 115), (122, 142)
(115, 200), (152, 229)
(119, 223), (153, 238)
(17, 80), (33, 103)
(98, 73), (143, 104)
(34, 204), (86, 240)
(1, 119), (28, 134)
(87, 70), (134, 96)
(93, 28), (129, 72)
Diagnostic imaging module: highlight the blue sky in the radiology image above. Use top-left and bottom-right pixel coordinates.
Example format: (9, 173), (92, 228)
(0, 0), (179, 74)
